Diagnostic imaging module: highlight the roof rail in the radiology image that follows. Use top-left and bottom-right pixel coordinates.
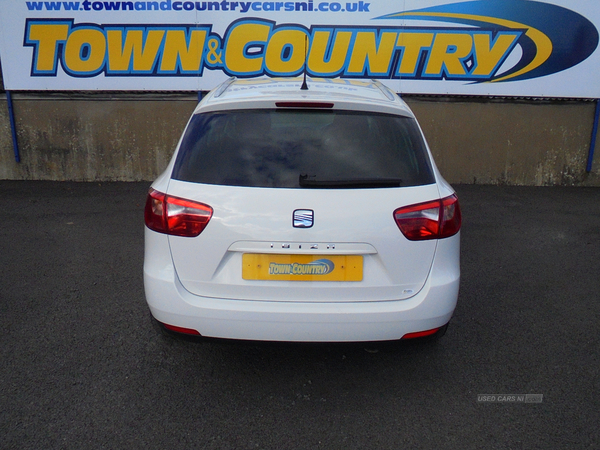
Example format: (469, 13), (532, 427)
(214, 77), (237, 98)
(371, 79), (398, 101)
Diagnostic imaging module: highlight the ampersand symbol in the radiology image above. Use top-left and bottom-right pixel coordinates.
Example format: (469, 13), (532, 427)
(206, 38), (223, 65)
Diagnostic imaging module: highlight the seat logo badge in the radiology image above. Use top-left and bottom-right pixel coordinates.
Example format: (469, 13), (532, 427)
(293, 209), (314, 228)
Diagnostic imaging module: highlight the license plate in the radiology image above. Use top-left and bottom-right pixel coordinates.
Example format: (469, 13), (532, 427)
(242, 254), (363, 281)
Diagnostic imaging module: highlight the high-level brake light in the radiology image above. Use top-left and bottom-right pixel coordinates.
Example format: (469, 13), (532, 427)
(276, 102), (334, 108)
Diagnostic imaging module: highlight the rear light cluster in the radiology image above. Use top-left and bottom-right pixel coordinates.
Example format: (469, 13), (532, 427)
(145, 189), (213, 237)
(394, 194), (461, 241)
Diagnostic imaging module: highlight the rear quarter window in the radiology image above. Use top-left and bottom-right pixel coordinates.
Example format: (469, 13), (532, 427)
(172, 109), (435, 188)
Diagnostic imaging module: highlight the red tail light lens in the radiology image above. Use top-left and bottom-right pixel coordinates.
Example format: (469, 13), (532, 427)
(145, 189), (213, 237)
(439, 194), (462, 237)
(394, 194), (461, 241)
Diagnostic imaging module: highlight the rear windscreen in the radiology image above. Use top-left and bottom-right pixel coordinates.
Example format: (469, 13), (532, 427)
(172, 109), (435, 188)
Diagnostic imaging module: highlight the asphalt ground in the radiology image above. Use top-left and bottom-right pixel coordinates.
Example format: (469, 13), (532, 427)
(1, 181), (599, 449)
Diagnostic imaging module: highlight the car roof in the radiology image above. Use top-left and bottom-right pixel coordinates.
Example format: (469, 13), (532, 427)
(195, 77), (415, 117)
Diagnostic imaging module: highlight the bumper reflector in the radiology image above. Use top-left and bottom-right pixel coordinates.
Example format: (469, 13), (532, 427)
(163, 323), (201, 336)
(401, 327), (440, 339)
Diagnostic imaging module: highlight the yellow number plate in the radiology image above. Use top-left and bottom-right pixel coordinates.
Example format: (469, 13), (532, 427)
(242, 254), (363, 281)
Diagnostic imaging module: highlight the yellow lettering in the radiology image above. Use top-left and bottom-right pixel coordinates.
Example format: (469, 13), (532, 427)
(27, 24), (70, 72)
(63, 28), (106, 74)
(347, 31), (398, 76)
(308, 31), (352, 75)
(265, 28), (307, 75)
(425, 33), (473, 76)
(396, 32), (434, 75)
(160, 29), (207, 72)
(472, 33), (518, 76)
(225, 22), (271, 75)
(107, 29), (165, 72)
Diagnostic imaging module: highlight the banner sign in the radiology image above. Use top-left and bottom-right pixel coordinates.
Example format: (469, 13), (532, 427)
(0, 0), (599, 96)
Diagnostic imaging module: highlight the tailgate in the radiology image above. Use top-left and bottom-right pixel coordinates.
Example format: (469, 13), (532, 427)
(167, 180), (440, 302)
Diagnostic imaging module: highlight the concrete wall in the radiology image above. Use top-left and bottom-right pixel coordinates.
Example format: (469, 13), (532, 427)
(1, 93), (599, 185)
(0, 94), (197, 181)
(405, 97), (600, 186)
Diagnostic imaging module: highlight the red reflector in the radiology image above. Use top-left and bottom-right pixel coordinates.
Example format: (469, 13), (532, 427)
(163, 323), (201, 336)
(145, 189), (213, 237)
(401, 327), (440, 339)
(276, 102), (334, 108)
(393, 194), (461, 241)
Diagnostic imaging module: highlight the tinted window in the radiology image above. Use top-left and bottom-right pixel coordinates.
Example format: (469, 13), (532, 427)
(172, 110), (435, 188)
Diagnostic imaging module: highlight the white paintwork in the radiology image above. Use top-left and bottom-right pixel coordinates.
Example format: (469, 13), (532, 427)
(144, 77), (460, 342)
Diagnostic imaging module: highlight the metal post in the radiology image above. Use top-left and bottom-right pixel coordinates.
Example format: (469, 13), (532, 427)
(6, 91), (20, 163)
(587, 99), (600, 173)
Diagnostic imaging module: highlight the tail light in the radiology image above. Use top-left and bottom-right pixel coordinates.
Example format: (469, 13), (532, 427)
(145, 189), (213, 237)
(394, 194), (461, 241)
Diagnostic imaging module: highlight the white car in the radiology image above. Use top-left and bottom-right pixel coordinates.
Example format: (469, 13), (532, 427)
(144, 77), (461, 342)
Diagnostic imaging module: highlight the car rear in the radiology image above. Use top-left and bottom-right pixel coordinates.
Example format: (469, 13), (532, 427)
(143, 78), (460, 342)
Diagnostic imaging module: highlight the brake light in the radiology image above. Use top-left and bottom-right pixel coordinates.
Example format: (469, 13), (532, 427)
(276, 102), (334, 108)
(144, 189), (213, 237)
(394, 194), (461, 241)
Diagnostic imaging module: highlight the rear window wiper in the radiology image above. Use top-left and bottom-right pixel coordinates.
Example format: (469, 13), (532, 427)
(299, 174), (403, 189)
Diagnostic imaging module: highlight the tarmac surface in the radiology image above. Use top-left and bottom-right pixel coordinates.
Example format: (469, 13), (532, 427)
(1, 181), (599, 449)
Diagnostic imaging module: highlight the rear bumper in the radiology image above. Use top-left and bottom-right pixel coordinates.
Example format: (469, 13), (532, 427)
(144, 232), (460, 342)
